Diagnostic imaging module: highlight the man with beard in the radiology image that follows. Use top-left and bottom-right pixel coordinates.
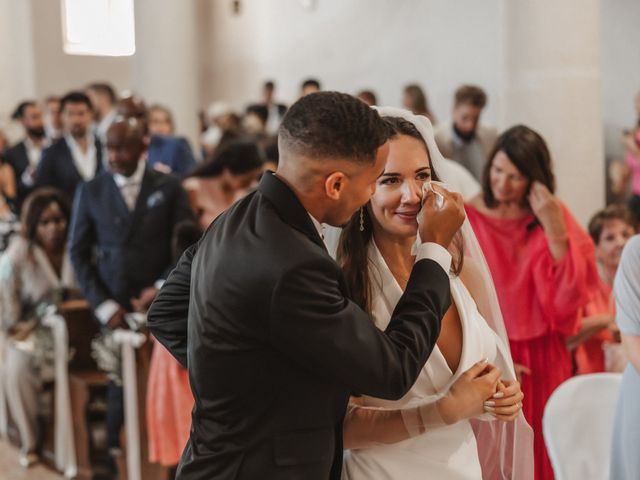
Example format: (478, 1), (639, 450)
(434, 85), (497, 181)
(4, 101), (50, 211)
(35, 91), (104, 200)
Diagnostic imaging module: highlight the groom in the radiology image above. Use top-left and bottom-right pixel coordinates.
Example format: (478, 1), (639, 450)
(148, 92), (465, 479)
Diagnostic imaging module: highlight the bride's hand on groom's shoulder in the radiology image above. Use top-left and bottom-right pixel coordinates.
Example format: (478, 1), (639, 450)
(483, 379), (524, 422)
(438, 360), (501, 424)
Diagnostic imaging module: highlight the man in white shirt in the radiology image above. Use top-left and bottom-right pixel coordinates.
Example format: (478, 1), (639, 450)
(435, 85), (497, 181)
(35, 91), (103, 199)
(4, 101), (50, 210)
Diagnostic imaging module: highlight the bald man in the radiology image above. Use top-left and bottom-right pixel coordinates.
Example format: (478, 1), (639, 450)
(68, 119), (194, 457)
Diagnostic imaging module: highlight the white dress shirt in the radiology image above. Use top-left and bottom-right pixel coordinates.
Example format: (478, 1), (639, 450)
(65, 133), (97, 181)
(112, 159), (146, 211)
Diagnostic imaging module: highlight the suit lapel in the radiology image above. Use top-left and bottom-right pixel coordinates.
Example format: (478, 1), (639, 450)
(17, 143), (29, 172)
(61, 139), (83, 183)
(107, 174), (133, 221)
(95, 137), (104, 175)
(127, 167), (155, 239)
(257, 172), (327, 251)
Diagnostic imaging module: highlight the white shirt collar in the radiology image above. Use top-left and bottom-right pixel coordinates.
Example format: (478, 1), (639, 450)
(113, 159), (146, 188)
(64, 132), (97, 181)
(23, 137), (49, 167)
(308, 213), (325, 240)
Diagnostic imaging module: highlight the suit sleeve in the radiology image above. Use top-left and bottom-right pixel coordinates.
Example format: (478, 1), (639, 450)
(147, 241), (198, 368)
(270, 257), (451, 400)
(68, 183), (113, 309)
(173, 138), (196, 176)
(159, 182), (197, 280)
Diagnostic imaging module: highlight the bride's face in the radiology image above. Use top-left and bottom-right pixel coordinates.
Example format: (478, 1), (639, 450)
(369, 134), (431, 239)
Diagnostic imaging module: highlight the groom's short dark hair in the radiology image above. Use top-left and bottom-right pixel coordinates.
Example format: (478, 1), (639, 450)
(279, 91), (390, 163)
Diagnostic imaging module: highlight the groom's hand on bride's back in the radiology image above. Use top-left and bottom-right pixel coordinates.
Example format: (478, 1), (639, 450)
(418, 185), (465, 249)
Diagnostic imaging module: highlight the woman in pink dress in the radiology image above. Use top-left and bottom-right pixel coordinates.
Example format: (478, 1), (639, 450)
(182, 140), (264, 230)
(570, 205), (636, 374)
(465, 125), (598, 480)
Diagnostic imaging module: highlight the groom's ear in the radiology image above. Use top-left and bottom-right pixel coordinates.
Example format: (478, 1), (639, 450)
(324, 171), (347, 201)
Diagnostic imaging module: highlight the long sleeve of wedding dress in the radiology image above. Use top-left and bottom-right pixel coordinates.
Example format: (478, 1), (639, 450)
(344, 397), (449, 449)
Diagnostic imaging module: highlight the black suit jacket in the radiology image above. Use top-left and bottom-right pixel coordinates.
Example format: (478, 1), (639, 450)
(68, 166), (193, 312)
(35, 136), (103, 200)
(4, 141), (32, 211)
(147, 173), (451, 480)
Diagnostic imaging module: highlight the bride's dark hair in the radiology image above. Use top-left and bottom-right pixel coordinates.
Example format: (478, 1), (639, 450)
(337, 116), (464, 313)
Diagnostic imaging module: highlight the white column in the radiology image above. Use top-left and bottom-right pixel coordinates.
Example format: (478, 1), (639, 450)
(131, 0), (200, 152)
(499, 0), (604, 225)
(0, 0), (36, 140)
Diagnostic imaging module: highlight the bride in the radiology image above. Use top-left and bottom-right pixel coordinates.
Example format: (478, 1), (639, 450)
(335, 108), (534, 479)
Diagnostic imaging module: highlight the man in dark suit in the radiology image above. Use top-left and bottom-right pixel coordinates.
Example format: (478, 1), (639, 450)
(4, 101), (49, 211)
(35, 91), (103, 200)
(261, 80), (287, 135)
(68, 119), (193, 458)
(147, 92), (467, 479)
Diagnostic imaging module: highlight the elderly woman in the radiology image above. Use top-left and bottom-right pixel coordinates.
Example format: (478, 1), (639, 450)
(0, 188), (78, 467)
(465, 125), (598, 480)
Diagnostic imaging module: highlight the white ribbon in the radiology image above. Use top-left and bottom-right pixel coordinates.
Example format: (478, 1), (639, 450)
(113, 329), (146, 480)
(41, 313), (77, 478)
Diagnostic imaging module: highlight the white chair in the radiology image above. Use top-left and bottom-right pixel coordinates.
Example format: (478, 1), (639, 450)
(543, 373), (622, 480)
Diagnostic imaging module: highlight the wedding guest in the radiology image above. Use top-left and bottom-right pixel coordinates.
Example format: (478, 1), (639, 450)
(570, 205), (636, 374)
(118, 96), (196, 176)
(402, 84), (435, 124)
(148, 104), (175, 136)
(356, 90), (378, 107)
(200, 102), (241, 158)
(183, 140), (263, 230)
(259, 81), (287, 135)
(86, 82), (118, 145)
(35, 91), (104, 199)
(610, 234), (640, 480)
(68, 119), (193, 463)
(0, 159), (19, 251)
(5, 101), (50, 210)
(466, 125), (598, 480)
(435, 85), (497, 181)
(0, 188), (78, 467)
(43, 95), (63, 141)
(300, 77), (321, 97)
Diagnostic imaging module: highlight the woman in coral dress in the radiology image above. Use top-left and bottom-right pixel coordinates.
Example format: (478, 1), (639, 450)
(465, 125), (598, 480)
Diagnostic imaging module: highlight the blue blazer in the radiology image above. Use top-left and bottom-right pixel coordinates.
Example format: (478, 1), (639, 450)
(147, 135), (196, 177)
(35, 136), (103, 200)
(68, 166), (194, 311)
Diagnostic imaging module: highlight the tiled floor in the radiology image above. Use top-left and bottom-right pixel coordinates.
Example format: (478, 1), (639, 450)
(0, 440), (62, 480)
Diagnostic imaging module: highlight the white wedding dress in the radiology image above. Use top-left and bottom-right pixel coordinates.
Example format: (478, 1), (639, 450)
(342, 241), (514, 480)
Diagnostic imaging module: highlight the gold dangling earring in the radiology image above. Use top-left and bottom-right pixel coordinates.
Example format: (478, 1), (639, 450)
(359, 207), (365, 232)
